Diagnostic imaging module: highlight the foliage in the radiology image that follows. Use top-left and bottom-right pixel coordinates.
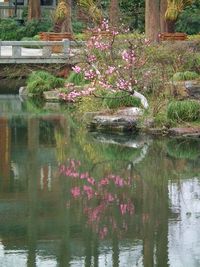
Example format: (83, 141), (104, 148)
(72, 20), (86, 33)
(23, 19), (53, 37)
(0, 17), (53, 40)
(167, 100), (200, 122)
(54, 0), (69, 22)
(165, 0), (193, 21)
(27, 71), (64, 95)
(0, 19), (25, 40)
(176, 0), (200, 34)
(60, 20), (149, 109)
(79, 0), (103, 24)
(173, 71), (199, 81)
(119, 0), (145, 32)
(66, 71), (88, 86)
(103, 91), (141, 109)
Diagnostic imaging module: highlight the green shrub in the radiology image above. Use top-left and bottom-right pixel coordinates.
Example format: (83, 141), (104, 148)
(175, 0), (200, 34)
(103, 91), (141, 109)
(167, 100), (200, 122)
(173, 71), (199, 81)
(23, 19), (53, 38)
(66, 71), (88, 86)
(27, 71), (65, 95)
(72, 20), (86, 34)
(0, 19), (25, 40)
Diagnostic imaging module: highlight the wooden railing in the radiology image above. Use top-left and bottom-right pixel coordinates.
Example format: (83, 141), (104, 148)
(0, 40), (84, 64)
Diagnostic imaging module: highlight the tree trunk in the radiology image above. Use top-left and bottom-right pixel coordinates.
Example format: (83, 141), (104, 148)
(160, 0), (167, 32)
(166, 19), (176, 33)
(61, 0), (73, 33)
(145, 0), (160, 41)
(109, 0), (120, 28)
(28, 0), (41, 20)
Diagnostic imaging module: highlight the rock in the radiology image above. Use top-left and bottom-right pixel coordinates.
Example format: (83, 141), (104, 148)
(169, 127), (200, 137)
(43, 90), (60, 102)
(115, 107), (144, 116)
(185, 80), (200, 99)
(171, 80), (200, 100)
(89, 115), (139, 132)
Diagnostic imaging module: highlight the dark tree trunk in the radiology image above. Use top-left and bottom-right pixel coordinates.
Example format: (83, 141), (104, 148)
(160, 0), (167, 32)
(61, 0), (73, 33)
(145, 0), (160, 41)
(109, 0), (120, 28)
(28, 0), (41, 20)
(166, 20), (176, 33)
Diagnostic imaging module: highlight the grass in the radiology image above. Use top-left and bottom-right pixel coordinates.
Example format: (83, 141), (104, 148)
(103, 91), (141, 109)
(27, 71), (65, 95)
(173, 71), (199, 81)
(66, 71), (88, 86)
(167, 100), (200, 122)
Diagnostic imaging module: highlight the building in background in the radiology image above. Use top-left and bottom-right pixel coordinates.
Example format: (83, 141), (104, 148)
(0, 0), (56, 18)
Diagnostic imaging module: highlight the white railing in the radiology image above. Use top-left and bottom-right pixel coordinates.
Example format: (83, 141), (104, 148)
(0, 40), (84, 64)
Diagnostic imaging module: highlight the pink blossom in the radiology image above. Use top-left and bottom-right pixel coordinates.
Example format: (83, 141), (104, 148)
(99, 226), (108, 239)
(104, 193), (115, 202)
(72, 65), (81, 73)
(80, 172), (89, 179)
(71, 187), (81, 198)
(120, 204), (128, 215)
(83, 185), (94, 199)
(87, 54), (96, 63)
(99, 178), (109, 186)
(87, 177), (95, 185)
(105, 66), (116, 75)
(114, 176), (124, 187)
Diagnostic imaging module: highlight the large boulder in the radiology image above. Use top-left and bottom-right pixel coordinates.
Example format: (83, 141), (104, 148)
(89, 115), (139, 132)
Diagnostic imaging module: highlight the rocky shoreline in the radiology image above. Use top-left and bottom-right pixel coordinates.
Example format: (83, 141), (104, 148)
(19, 79), (200, 138)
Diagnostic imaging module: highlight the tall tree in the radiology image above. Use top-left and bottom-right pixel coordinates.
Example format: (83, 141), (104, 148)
(109, 0), (120, 28)
(54, 0), (73, 33)
(145, 0), (161, 41)
(28, 0), (41, 20)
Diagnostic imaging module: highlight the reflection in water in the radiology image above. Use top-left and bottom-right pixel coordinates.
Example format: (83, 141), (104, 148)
(0, 95), (200, 266)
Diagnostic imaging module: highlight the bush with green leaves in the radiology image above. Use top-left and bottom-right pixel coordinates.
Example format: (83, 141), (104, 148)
(23, 19), (53, 38)
(173, 71), (199, 81)
(27, 71), (65, 95)
(0, 19), (25, 40)
(167, 100), (200, 122)
(176, 0), (200, 34)
(103, 91), (141, 109)
(66, 71), (88, 86)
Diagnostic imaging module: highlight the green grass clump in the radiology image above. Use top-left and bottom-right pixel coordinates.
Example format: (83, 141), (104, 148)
(27, 71), (65, 95)
(66, 71), (88, 86)
(167, 100), (200, 122)
(173, 71), (199, 81)
(103, 91), (141, 109)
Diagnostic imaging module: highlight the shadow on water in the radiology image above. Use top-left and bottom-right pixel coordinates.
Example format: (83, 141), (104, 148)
(0, 78), (26, 94)
(0, 95), (200, 266)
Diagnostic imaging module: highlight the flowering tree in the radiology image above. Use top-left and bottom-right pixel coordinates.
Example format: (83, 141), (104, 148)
(60, 20), (149, 109)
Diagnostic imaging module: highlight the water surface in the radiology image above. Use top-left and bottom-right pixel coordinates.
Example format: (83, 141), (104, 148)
(0, 95), (200, 267)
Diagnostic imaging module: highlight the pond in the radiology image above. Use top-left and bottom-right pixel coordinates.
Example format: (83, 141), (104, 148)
(0, 95), (200, 267)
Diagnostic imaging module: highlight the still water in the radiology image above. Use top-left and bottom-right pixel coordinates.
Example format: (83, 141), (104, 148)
(0, 95), (200, 267)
